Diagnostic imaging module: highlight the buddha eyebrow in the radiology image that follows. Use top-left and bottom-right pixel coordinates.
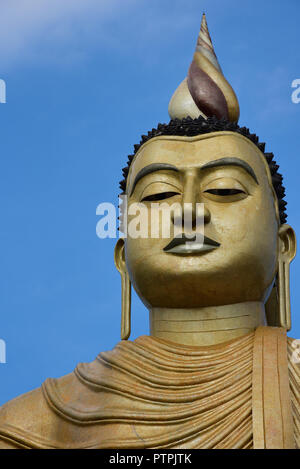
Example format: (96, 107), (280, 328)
(130, 163), (179, 195)
(200, 157), (259, 184)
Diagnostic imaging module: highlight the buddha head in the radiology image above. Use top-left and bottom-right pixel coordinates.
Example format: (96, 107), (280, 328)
(114, 14), (296, 339)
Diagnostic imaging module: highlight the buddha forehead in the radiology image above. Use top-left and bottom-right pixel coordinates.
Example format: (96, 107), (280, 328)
(127, 131), (273, 194)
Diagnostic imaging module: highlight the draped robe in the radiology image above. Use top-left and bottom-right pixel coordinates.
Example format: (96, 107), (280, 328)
(0, 326), (299, 449)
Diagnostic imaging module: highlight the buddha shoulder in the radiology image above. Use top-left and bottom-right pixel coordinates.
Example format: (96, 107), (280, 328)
(0, 370), (84, 449)
(0, 350), (118, 449)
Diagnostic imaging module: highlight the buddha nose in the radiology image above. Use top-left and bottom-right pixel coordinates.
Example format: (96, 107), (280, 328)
(171, 172), (211, 229)
(178, 202), (210, 229)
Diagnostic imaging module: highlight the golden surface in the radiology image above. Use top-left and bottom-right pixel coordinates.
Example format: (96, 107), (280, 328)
(125, 133), (281, 325)
(0, 328), (298, 448)
(0, 132), (298, 449)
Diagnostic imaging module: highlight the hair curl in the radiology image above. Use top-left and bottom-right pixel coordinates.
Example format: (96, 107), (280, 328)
(119, 116), (287, 224)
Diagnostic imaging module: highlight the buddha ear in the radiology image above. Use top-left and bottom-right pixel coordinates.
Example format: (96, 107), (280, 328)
(114, 238), (126, 274)
(114, 239), (131, 340)
(278, 224), (296, 264)
(277, 225), (296, 330)
(265, 225), (296, 330)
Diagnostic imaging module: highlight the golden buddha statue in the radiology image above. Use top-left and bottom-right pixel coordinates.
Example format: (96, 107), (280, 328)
(0, 14), (299, 450)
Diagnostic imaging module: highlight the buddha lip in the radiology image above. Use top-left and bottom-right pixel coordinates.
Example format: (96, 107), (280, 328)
(163, 234), (220, 252)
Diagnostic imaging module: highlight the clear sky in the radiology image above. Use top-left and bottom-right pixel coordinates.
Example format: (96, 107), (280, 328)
(0, 0), (300, 405)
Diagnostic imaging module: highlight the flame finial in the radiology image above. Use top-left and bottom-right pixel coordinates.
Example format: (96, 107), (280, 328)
(168, 14), (240, 122)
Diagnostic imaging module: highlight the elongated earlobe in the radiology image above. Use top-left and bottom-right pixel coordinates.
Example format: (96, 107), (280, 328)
(266, 225), (296, 330)
(277, 225), (296, 330)
(120, 269), (131, 340)
(278, 258), (291, 330)
(114, 239), (131, 340)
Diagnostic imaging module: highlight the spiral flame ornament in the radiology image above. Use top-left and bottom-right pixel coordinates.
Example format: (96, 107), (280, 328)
(169, 14), (240, 123)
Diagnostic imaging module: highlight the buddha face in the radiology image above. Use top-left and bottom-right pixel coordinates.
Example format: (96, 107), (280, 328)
(117, 132), (293, 309)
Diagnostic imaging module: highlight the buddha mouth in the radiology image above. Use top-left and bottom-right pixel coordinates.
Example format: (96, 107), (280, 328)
(163, 234), (220, 255)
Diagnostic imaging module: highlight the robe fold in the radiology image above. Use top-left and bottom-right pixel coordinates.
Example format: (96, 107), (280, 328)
(0, 326), (299, 449)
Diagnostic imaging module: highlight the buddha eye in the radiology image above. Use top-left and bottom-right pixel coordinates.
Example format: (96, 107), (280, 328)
(202, 178), (248, 203)
(204, 189), (245, 196)
(141, 191), (180, 202)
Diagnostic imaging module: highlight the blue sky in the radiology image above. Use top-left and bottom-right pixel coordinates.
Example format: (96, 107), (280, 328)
(1, 0), (300, 405)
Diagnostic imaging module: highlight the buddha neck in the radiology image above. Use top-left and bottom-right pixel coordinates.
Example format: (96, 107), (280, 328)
(149, 302), (267, 346)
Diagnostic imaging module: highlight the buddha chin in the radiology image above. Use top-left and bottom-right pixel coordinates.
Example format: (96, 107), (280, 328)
(127, 245), (277, 309)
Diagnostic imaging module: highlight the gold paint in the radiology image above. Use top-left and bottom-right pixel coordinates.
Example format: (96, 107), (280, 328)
(0, 329), (298, 448)
(252, 327), (295, 449)
(0, 123), (298, 449)
(115, 239), (131, 339)
(125, 133), (281, 333)
(150, 303), (266, 346)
